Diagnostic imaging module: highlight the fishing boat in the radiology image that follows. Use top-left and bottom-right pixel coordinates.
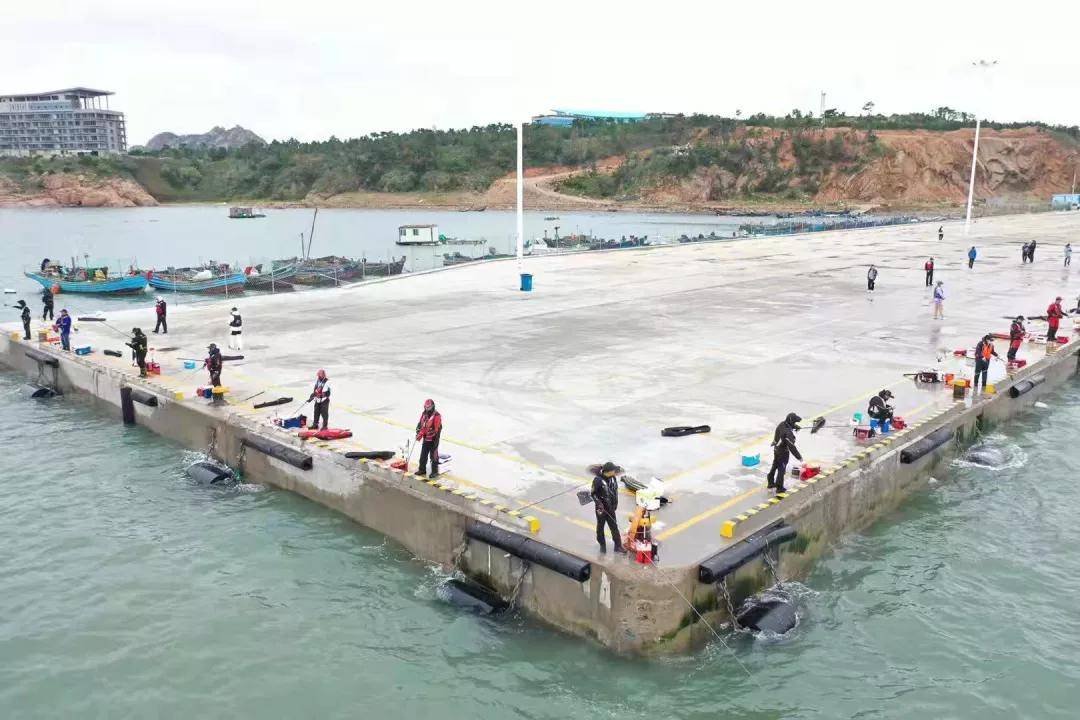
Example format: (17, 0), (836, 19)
(24, 269), (148, 295)
(287, 256), (365, 286)
(358, 257), (406, 277)
(148, 265), (246, 294)
(244, 263), (297, 291)
(228, 206), (266, 219)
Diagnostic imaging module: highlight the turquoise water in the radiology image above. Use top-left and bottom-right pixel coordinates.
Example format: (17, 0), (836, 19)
(2, 372), (1078, 719)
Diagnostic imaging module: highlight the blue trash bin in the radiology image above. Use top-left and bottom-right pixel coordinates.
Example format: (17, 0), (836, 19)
(520, 273), (533, 292)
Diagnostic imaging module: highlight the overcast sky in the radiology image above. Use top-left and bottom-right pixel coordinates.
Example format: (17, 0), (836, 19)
(6, 0), (1077, 144)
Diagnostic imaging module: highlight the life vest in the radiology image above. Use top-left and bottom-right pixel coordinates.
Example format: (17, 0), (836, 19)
(925, 261), (933, 270)
(1009, 322), (1024, 347)
(313, 378), (330, 401)
(417, 411), (442, 441)
(1047, 303), (1063, 327)
(980, 342), (993, 361)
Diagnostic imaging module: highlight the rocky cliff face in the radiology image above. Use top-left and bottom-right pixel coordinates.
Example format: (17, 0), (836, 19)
(141, 125), (265, 151)
(0, 173), (158, 208)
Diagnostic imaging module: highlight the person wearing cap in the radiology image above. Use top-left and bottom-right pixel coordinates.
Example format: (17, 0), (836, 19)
(153, 297), (167, 334)
(590, 461), (625, 554)
(14, 300), (31, 340)
(126, 328), (148, 378)
(924, 257), (934, 287)
(54, 309), (72, 351)
(1008, 316), (1026, 362)
(205, 343), (223, 387)
(1046, 296), (1067, 342)
(228, 307), (242, 350)
(415, 399), (443, 478)
(767, 412), (803, 494)
(867, 389), (895, 425)
(973, 334), (999, 390)
(308, 369), (331, 430)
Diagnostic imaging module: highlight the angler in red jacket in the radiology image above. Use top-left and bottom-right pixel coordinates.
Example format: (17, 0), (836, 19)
(415, 399), (443, 478)
(924, 257), (935, 287)
(1007, 316), (1025, 362)
(1046, 296), (1067, 342)
(308, 369), (331, 430)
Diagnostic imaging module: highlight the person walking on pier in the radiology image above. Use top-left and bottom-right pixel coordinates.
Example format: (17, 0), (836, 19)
(933, 280), (946, 319)
(924, 257), (935, 287)
(1021, 242), (1030, 263)
(1008, 316), (1026, 362)
(54, 309), (72, 351)
(867, 264), (878, 293)
(205, 343), (223, 387)
(1029, 239), (1038, 263)
(415, 399), (442, 478)
(1046, 296), (1067, 342)
(591, 462), (625, 554)
(153, 297), (167, 334)
(968, 246), (978, 269)
(973, 334), (999, 390)
(127, 328), (148, 378)
(228, 307), (243, 350)
(15, 300), (31, 340)
(938, 226), (944, 242)
(40, 288), (53, 322)
(1065, 243), (1073, 268)
(308, 369), (331, 430)
(766, 412), (803, 494)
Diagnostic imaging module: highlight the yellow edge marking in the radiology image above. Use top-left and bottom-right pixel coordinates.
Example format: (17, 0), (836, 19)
(655, 485), (762, 540)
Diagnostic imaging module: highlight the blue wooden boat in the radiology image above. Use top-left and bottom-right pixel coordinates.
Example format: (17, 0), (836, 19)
(24, 271), (148, 295)
(148, 268), (246, 294)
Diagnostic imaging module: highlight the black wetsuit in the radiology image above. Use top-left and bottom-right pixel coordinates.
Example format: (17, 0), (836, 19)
(766, 419), (802, 492)
(127, 333), (148, 378)
(41, 289), (53, 321)
(19, 305), (31, 340)
(206, 350), (223, 387)
(973, 339), (998, 389)
(868, 394), (893, 423)
(591, 473), (623, 553)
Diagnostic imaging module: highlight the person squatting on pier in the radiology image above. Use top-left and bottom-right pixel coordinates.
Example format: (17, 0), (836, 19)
(1046, 296), (1067, 342)
(867, 389), (895, 424)
(766, 413), (803, 495)
(308, 369), (331, 430)
(54, 309), (72, 351)
(205, 343), (223, 387)
(228, 307), (243, 350)
(154, 297), (167, 334)
(41, 288), (53, 322)
(127, 328), (148, 378)
(973, 334), (999, 390)
(591, 461), (625, 554)
(415, 399), (442, 478)
(1008, 316), (1026, 362)
(15, 300), (31, 340)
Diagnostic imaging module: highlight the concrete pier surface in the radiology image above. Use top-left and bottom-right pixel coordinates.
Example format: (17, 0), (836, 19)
(4, 210), (1080, 653)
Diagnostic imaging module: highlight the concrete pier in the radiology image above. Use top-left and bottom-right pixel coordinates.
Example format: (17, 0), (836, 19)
(3, 211), (1079, 654)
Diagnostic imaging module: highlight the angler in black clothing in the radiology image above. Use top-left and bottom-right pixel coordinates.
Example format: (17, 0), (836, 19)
(766, 413), (803, 494)
(973, 334), (999, 390)
(1028, 239), (1037, 263)
(205, 343), (223, 387)
(40, 257), (50, 272)
(41, 288), (54, 321)
(126, 328), (149, 378)
(15, 300), (31, 340)
(867, 389), (895, 424)
(590, 461), (625, 554)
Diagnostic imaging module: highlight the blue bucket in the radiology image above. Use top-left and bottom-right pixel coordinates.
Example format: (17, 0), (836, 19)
(520, 273), (533, 292)
(183, 360), (197, 369)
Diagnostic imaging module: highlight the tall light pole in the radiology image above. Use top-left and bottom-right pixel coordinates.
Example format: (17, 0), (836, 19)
(964, 59), (998, 235)
(516, 121), (524, 273)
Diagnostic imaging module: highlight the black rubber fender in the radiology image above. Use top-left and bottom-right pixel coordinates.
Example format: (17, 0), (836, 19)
(104, 349), (123, 358)
(128, 388), (158, 407)
(736, 598), (797, 634)
(242, 434), (313, 470)
(24, 348), (58, 367)
(185, 460), (236, 485)
(899, 426), (954, 464)
(1009, 374), (1046, 398)
(344, 451), (395, 460)
(698, 522), (797, 583)
(253, 397), (292, 409)
(467, 522), (591, 582)
(77, 317), (107, 322)
(438, 578), (509, 615)
(23, 383), (57, 399)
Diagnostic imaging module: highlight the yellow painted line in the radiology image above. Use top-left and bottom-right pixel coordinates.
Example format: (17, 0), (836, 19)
(655, 484), (762, 541)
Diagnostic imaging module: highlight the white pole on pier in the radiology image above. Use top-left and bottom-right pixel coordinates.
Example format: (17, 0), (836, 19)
(964, 59), (997, 236)
(516, 121), (524, 274)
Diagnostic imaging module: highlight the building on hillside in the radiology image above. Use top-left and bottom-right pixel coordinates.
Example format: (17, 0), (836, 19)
(1051, 193), (1080, 210)
(532, 109), (649, 127)
(0, 87), (127, 157)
